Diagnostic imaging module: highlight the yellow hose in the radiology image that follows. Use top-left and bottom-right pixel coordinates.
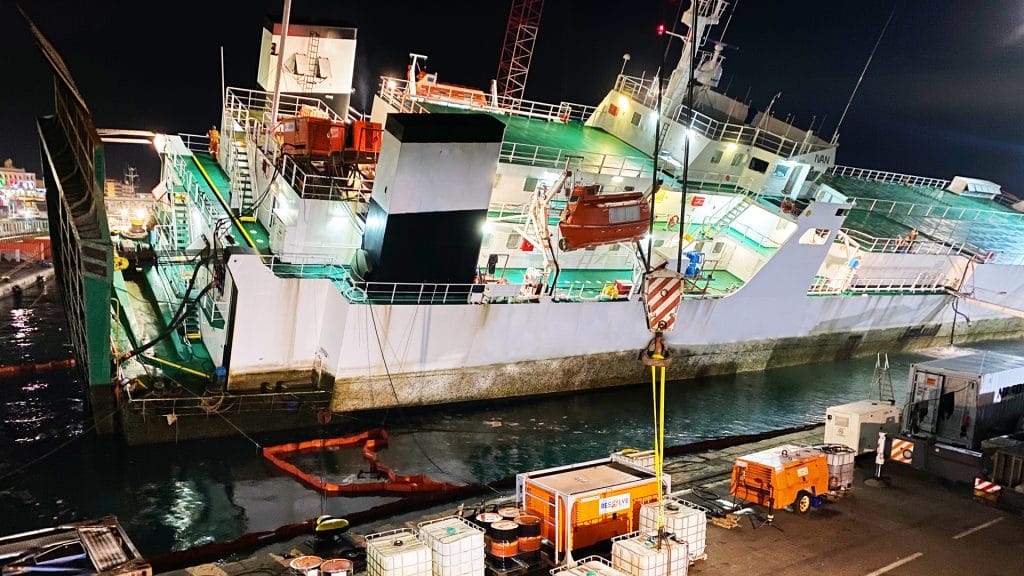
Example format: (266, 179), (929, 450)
(651, 363), (667, 531)
(191, 155), (257, 249)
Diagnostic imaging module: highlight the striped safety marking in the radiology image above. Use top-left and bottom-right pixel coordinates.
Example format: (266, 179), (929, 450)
(974, 478), (1002, 494)
(890, 438), (914, 463)
(644, 274), (683, 332)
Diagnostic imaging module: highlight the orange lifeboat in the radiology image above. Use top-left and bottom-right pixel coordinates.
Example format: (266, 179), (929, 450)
(557, 185), (651, 251)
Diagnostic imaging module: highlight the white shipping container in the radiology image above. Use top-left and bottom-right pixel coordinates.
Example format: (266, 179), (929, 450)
(611, 533), (688, 576)
(417, 517), (485, 576)
(824, 400), (901, 454)
(366, 529), (432, 576)
(638, 501), (706, 561)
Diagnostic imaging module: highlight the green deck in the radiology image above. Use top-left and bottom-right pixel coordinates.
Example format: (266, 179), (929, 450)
(424, 103), (648, 159)
(189, 152), (272, 253)
(825, 175), (1024, 255)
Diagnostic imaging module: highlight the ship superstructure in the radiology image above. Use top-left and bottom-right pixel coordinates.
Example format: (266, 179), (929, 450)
(28, 3), (1024, 443)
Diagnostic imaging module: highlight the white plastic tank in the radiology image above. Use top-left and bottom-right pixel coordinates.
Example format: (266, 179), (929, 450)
(611, 532), (688, 576)
(638, 500), (706, 561)
(417, 516), (485, 576)
(552, 556), (629, 576)
(365, 528), (432, 576)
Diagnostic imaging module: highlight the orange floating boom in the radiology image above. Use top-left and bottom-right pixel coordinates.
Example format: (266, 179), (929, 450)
(262, 428), (464, 496)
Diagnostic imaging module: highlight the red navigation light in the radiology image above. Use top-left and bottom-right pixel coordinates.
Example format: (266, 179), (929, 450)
(656, 24), (666, 36)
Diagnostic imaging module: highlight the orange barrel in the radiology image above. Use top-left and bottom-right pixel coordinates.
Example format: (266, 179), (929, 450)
(498, 507), (522, 521)
(319, 559), (352, 576)
(289, 556), (323, 576)
(489, 520), (519, 569)
(475, 512), (502, 535)
(515, 515), (541, 562)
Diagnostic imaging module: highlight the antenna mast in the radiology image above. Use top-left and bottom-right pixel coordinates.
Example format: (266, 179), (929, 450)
(831, 3), (898, 146)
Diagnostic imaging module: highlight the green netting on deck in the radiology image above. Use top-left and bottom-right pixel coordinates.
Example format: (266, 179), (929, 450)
(825, 175), (1024, 255)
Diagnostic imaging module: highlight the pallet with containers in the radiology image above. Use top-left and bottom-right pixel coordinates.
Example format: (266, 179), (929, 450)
(365, 528), (432, 576)
(417, 516), (486, 576)
(610, 531), (688, 576)
(637, 499), (706, 563)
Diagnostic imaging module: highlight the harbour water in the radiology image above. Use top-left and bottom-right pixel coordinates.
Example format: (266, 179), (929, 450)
(0, 284), (1018, 555)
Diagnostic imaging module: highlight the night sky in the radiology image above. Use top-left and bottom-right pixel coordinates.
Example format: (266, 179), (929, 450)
(1, 0), (1022, 194)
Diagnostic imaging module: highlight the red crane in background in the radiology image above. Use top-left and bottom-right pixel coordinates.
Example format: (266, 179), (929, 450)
(495, 0), (544, 105)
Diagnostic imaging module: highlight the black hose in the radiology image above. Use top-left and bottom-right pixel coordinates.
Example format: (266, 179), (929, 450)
(121, 243), (213, 362)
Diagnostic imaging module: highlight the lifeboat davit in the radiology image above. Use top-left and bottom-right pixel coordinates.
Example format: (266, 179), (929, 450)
(557, 185), (651, 251)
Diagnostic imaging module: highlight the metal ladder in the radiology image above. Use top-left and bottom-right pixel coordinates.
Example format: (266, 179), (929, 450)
(303, 32), (321, 93)
(171, 192), (191, 249)
(873, 353), (896, 404)
(703, 188), (755, 239)
(230, 140), (256, 218)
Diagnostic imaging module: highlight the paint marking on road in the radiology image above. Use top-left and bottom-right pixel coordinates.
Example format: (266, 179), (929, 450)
(865, 552), (924, 576)
(952, 516), (1004, 540)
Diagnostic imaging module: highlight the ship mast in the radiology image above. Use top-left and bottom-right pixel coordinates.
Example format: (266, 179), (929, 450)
(663, 0), (729, 118)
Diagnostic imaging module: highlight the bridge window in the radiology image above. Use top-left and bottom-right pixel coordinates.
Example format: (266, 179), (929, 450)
(631, 111), (642, 127)
(523, 177), (539, 192)
(506, 232), (522, 249)
(748, 157), (770, 173)
(799, 228), (831, 245)
(731, 153), (747, 167)
(709, 149), (723, 164)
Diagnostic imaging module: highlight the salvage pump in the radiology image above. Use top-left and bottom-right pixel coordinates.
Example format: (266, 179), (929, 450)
(640, 267), (685, 544)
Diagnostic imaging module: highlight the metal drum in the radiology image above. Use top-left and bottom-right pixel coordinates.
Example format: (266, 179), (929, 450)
(289, 556), (323, 576)
(319, 559), (352, 576)
(498, 507), (522, 521)
(488, 520), (519, 569)
(475, 512), (502, 535)
(515, 515), (541, 562)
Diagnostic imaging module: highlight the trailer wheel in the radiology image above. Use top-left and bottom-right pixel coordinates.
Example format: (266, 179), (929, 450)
(795, 491), (812, 514)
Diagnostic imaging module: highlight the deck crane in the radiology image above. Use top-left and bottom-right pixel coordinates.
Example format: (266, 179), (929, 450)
(495, 0), (544, 105)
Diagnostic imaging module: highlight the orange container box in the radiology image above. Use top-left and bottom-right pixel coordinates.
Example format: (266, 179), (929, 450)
(517, 458), (667, 564)
(730, 445), (829, 514)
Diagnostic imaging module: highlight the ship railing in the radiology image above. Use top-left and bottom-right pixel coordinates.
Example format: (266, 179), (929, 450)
(0, 218), (49, 240)
(259, 253), (352, 279)
(729, 223), (783, 249)
(165, 152), (231, 236)
(377, 76), (597, 123)
(827, 165), (950, 189)
(223, 89), (373, 203)
(125, 389), (330, 415)
(225, 87), (345, 124)
(836, 228), (982, 259)
(275, 152), (373, 203)
(614, 74), (831, 158)
(500, 141), (655, 178)
(199, 293), (227, 329)
(845, 196), (1024, 224)
(808, 271), (952, 295)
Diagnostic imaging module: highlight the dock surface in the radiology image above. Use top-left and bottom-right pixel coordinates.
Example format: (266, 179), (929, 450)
(165, 425), (1024, 576)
